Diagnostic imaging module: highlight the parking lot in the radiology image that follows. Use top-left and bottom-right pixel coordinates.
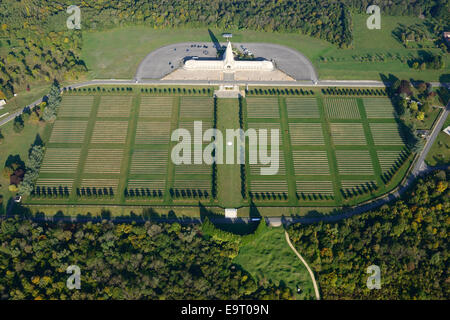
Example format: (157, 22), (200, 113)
(135, 42), (318, 81)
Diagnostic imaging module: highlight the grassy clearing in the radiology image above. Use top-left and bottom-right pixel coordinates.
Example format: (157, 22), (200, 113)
(0, 119), (51, 207)
(317, 14), (450, 81)
(81, 20), (449, 81)
(233, 227), (315, 300)
(425, 114), (450, 166)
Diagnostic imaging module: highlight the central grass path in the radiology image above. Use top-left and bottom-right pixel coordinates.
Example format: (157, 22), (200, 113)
(216, 98), (243, 208)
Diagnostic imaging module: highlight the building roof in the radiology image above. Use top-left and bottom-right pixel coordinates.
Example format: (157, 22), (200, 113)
(224, 208), (237, 218)
(443, 126), (450, 136)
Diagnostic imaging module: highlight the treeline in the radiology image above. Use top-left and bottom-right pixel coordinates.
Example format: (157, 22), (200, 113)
(345, 0), (448, 18)
(0, 218), (289, 299)
(288, 170), (449, 299)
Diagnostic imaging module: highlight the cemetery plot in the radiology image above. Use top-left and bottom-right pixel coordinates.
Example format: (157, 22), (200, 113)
(40, 148), (81, 174)
(324, 98), (360, 119)
(135, 122), (171, 144)
(79, 179), (119, 196)
(330, 123), (367, 145)
(179, 97), (213, 119)
(49, 120), (88, 144)
(83, 149), (124, 174)
(292, 150), (329, 175)
(91, 121), (129, 144)
(377, 150), (408, 173)
(126, 179), (166, 197)
(363, 98), (396, 119)
(247, 122), (281, 145)
(369, 123), (404, 145)
(173, 179), (211, 197)
(35, 178), (74, 195)
(130, 149), (168, 174)
(288, 123), (324, 145)
(139, 96), (173, 118)
(250, 180), (288, 193)
(250, 152), (285, 175)
(286, 98), (320, 118)
(295, 181), (334, 196)
(246, 98), (280, 118)
(175, 164), (211, 175)
(178, 121), (213, 145)
(58, 96), (94, 118)
(340, 180), (376, 196)
(335, 150), (374, 175)
(97, 96), (132, 117)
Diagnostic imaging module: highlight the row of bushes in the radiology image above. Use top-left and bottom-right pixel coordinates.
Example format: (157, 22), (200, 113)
(141, 87), (211, 95)
(76, 187), (115, 198)
(66, 87), (133, 93)
(249, 192), (288, 201)
(169, 188), (210, 199)
(322, 87), (387, 96)
(124, 188), (164, 198)
(30, 186), (70, 198)
(296, 193), (334, 201)
(247, 88), (315, 96)
(340, 184), (379, 200)
(65, 86), (214, 95)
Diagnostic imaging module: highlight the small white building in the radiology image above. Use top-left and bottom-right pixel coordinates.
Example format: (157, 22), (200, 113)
(224, 208), (237, 218)
(443, 126), (450, 136)
(0, 99), (6, 107)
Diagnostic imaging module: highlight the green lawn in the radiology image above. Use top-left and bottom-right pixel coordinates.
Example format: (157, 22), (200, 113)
(0, 117), (52, 207)
(233, 226), (315, 300)
(216, 98), (244, 207)
(315, 14), (450, 81)
(81, 18), (449, 81)
(425, 113), (450, 166)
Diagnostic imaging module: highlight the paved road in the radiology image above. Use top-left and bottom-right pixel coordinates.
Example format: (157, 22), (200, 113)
(412, 104), (449, 176)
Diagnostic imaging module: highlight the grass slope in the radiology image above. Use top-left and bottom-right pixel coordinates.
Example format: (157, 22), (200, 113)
(233, 227), (315, 300)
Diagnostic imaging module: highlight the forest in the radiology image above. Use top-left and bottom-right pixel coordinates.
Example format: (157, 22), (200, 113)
(288, 170), (449, 300)
(0, 217), (291, 300)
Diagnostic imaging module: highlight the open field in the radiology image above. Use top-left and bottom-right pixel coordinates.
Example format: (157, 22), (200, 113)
(17, 88), (414, 213)
(81, 22), (449, 81)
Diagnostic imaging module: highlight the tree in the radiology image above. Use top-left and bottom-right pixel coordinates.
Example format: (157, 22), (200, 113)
(416, 112), (425, 120)
(42, 81), (61, 121)
(13, 115), (24, 133)
(410, 101), (419, 111)
(398, 80), (412, 96)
